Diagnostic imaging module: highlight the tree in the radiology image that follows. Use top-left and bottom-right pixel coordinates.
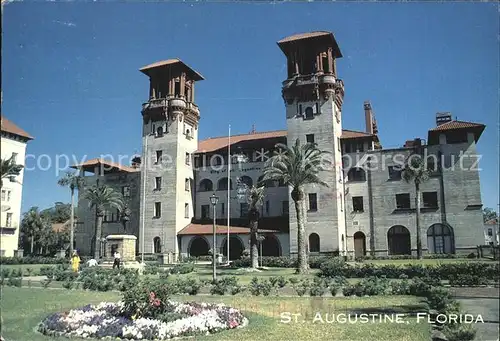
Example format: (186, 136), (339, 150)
(83, 184), (124, 259)
(0, 155), (23, 188)
(262, 138), (329, 274)
(41, 202), (71, 223)
(483, 207), (498, 223)
(20, 207), (45, 254)
(402, 154), (430, 260)
(57, 172), (85, 255)
(247, 185), (265, 269)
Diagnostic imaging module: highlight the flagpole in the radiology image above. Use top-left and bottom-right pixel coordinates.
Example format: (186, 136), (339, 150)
(227, 125), (231, 264)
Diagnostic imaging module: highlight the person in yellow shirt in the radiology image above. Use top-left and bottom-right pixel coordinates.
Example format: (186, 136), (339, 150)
(71, 250), (81, 273)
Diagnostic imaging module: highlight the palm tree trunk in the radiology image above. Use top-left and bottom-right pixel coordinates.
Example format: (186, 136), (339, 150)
(70, 188), (75, 256)
(30, 236), (34, 254)
(94, 214), (103, 259)
(250, 219), (259, 268)
(294, 197), (309, 274)
(415, 183), (422, 259)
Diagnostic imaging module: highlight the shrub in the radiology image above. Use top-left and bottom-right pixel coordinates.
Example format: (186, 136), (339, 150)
(309, 278), (327, 297)
(210, 276), (238, 295)
(260, 280), (273, 296)
(170, 263), (195, 274)
(230, 284), (245, 295)
(390, 278), (411, 295)
(0, 256), (67, 265)
(426, 286), (454, 313)
(449, 274), (487, 286)
(41, 279), (52, 288)
(443, 323), (476, 341)
(62, 279), (74, 290)
(249, 277), (261, 296)
(7, 277), (22, 287)
(318, 257), (345, 278)
(342, 285), (356, 297)
(293, 279), (310, 297)
(178, 277), (202, 295)
(1, 268), (10, 279)
(277, 276), (288, 288)
(466, 252), (476, 259)
(40, 266), (55, 278)
(143, 265), (161, 275)
(268, 276), (279, 288)
(288, 277), (299, 285)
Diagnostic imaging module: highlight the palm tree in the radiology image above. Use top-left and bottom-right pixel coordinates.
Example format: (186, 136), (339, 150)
(57, 171), (85, 256)
(83, 184), (124, 259)
(1, 155), (23, 188)
(20, 207), (44, 254)
(402, 153), (430, 259)
(262, 138), (329, 274)
(247, 185), (265, 269)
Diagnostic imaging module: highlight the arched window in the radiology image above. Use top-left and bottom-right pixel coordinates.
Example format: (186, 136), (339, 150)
(198, 179), (213, 192)
(153, 237), (161, 254)
(217, 177), (233, 191)
(353, 231), (366, 258)
(347, 168), (366, 182)
(156, 126), (164, 137)
(239, 176), (253, 188)
(309, 233), (320, 253)
(189, 236), (210, 257)
(387, 225), (411, 255)
(305, 107), (314, 119)
(427, 224), (454, 254)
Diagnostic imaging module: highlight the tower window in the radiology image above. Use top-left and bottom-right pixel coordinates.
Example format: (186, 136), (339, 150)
(184, 203), (189, 218)
(308, 193), (318, 211)
(305, 107), (314, 120)
(388, 166), (402, 180)
(185, 153), (190, 165)
(353, 196), (364, 212)
(6, 213), (12, 227)
(201, 205), (210, 219)
(322, 54), (330, 73)
(221, 203), (225, 216)
(396, 193), (411, 210)
(154, 202), (162, 218)
(156, 126), (164, 137)
(185, 178), (190, 191)
(306, 134), (315, 144)
(266, 200), (270, 215)
(422, 192), (438, 208)
(174, 80), (181, 97)
(282, 201), (289, 215)
(155, 177), (162, 190)
(298, 104), (303, 116)
(156, 150), (163, 164)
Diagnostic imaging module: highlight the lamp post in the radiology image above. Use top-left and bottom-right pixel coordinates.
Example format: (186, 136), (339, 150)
(257, 235), (265, 268)
(210, 193), (219, 281)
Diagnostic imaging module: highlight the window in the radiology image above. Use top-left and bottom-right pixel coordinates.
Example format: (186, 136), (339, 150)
(174, 80), (180, 97)
(153, 237), (161, 254)
(122, 186), (130, 197)
(340, 194), (343, 212)
(347, 168), (366, 182)
(388, 165), (402, 180)
(185, 178), (190, 191)
(240, 203), (249, 218)
(154, 202), (161, 218)
(199, 179), (213, 192)
(337, 137), (341, 152)
(353, 196), (364, 212)
(217, 178), (232, 191)
(155, 177), (162, 190)
(201, 205), (210, 219)
(265, 200), (270, 215)
(315, 103), (320, 114)
(11, 153), (18, 163)
(185, 153), (190, 165)
(356, 142), (364, 152)
(156, 150), (163, 164)
(396, 193), (411, 209)
(305, 107), (314, 119)
(308, 193), (318, 211)
(422, 192), (438, 208)
(6, 213), (13, 227)
(322, 54), (329, 73)
(220, 203), (225, 216)
(184, 203), (189, 218)
(306, 134), (315, 144)
(151, 124), (156, 134)
(282, 201), (289, 215)
(1, 190), (6, 201)
(156, 126), (164, 137)
(345, 143), (352, 154)
(298, 104), (303, 116)
(488, 228), (493, 237)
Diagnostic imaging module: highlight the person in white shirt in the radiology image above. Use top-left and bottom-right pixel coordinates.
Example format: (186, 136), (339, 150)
(87, 259), (98, 267)
(113, 251), (121, 269)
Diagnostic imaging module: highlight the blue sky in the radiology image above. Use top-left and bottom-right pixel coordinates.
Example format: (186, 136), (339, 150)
(2, 2), (498, 213)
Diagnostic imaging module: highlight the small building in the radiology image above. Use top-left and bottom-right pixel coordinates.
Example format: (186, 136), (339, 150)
(484, 218), (499, 246)
(1, 116), (33, 257)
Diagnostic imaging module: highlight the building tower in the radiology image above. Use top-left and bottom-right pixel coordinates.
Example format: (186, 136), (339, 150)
(139, 59), (204, 260)
(277, 32), (346, 256)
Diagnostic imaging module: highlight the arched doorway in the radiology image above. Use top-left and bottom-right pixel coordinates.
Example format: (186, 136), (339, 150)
(387, 225), (411, 255)
(427, 224), (454, 254)
(309, 233), (320, 253)
(221, 236), (244, 260)
(153, 237), (161, 254)
(260, 235), (282, 257)
(188, 236), (210, 257)
(353, 231), (366, 258)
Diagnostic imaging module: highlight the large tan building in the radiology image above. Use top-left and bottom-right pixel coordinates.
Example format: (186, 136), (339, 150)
(74, 31), (486, 260)
(1, 116), (33, 257)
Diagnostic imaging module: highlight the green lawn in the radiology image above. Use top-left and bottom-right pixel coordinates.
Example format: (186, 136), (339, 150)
(353, 258), (493, 266)
(0, 287), (430, 341)
(0, 264), (57, 276)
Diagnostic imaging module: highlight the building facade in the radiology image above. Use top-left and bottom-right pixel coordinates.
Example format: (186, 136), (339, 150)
(74, 31), (486, 260)
(1, 116), (33, 257)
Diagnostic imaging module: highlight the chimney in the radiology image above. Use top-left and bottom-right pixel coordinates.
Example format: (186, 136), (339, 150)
(436, 112), (452, 126)
(364, 101), (374, 134)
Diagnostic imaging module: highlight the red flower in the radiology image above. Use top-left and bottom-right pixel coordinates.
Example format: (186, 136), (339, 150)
(149, 292), (156, 300)
(229, 320), (238, 328)
(152, 299), (161, 307)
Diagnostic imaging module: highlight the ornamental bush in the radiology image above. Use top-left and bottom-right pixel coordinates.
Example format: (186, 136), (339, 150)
(169, 263), (195, 275)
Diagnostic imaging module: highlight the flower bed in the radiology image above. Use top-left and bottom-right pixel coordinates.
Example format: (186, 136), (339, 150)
(38, 300), (248, 340)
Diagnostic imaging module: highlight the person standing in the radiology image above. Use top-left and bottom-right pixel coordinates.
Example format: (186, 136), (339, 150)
(113, 251), (121, 270)
(71, 250), (81, 273)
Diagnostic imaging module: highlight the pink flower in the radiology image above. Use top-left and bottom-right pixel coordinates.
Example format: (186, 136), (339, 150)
(229, 320), (238, 328)
(152, 299), (161, 307)
(149, 292), (155, 300)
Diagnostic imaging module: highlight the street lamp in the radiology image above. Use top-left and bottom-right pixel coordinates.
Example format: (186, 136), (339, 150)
(209, 193), (219, 281)
(257, 235), (265, 268)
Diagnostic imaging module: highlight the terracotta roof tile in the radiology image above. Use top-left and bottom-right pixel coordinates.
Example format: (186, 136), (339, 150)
(196, 129), (376, 153)
(178, 223), (278, 235)
(139, 58), (204, 81)
(277, 31), (332, 44)
(484, 219), (498, 226)
(1, 116), (33, 140)
(430, 120), (485, 131)
(70, 158), (139, 173)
